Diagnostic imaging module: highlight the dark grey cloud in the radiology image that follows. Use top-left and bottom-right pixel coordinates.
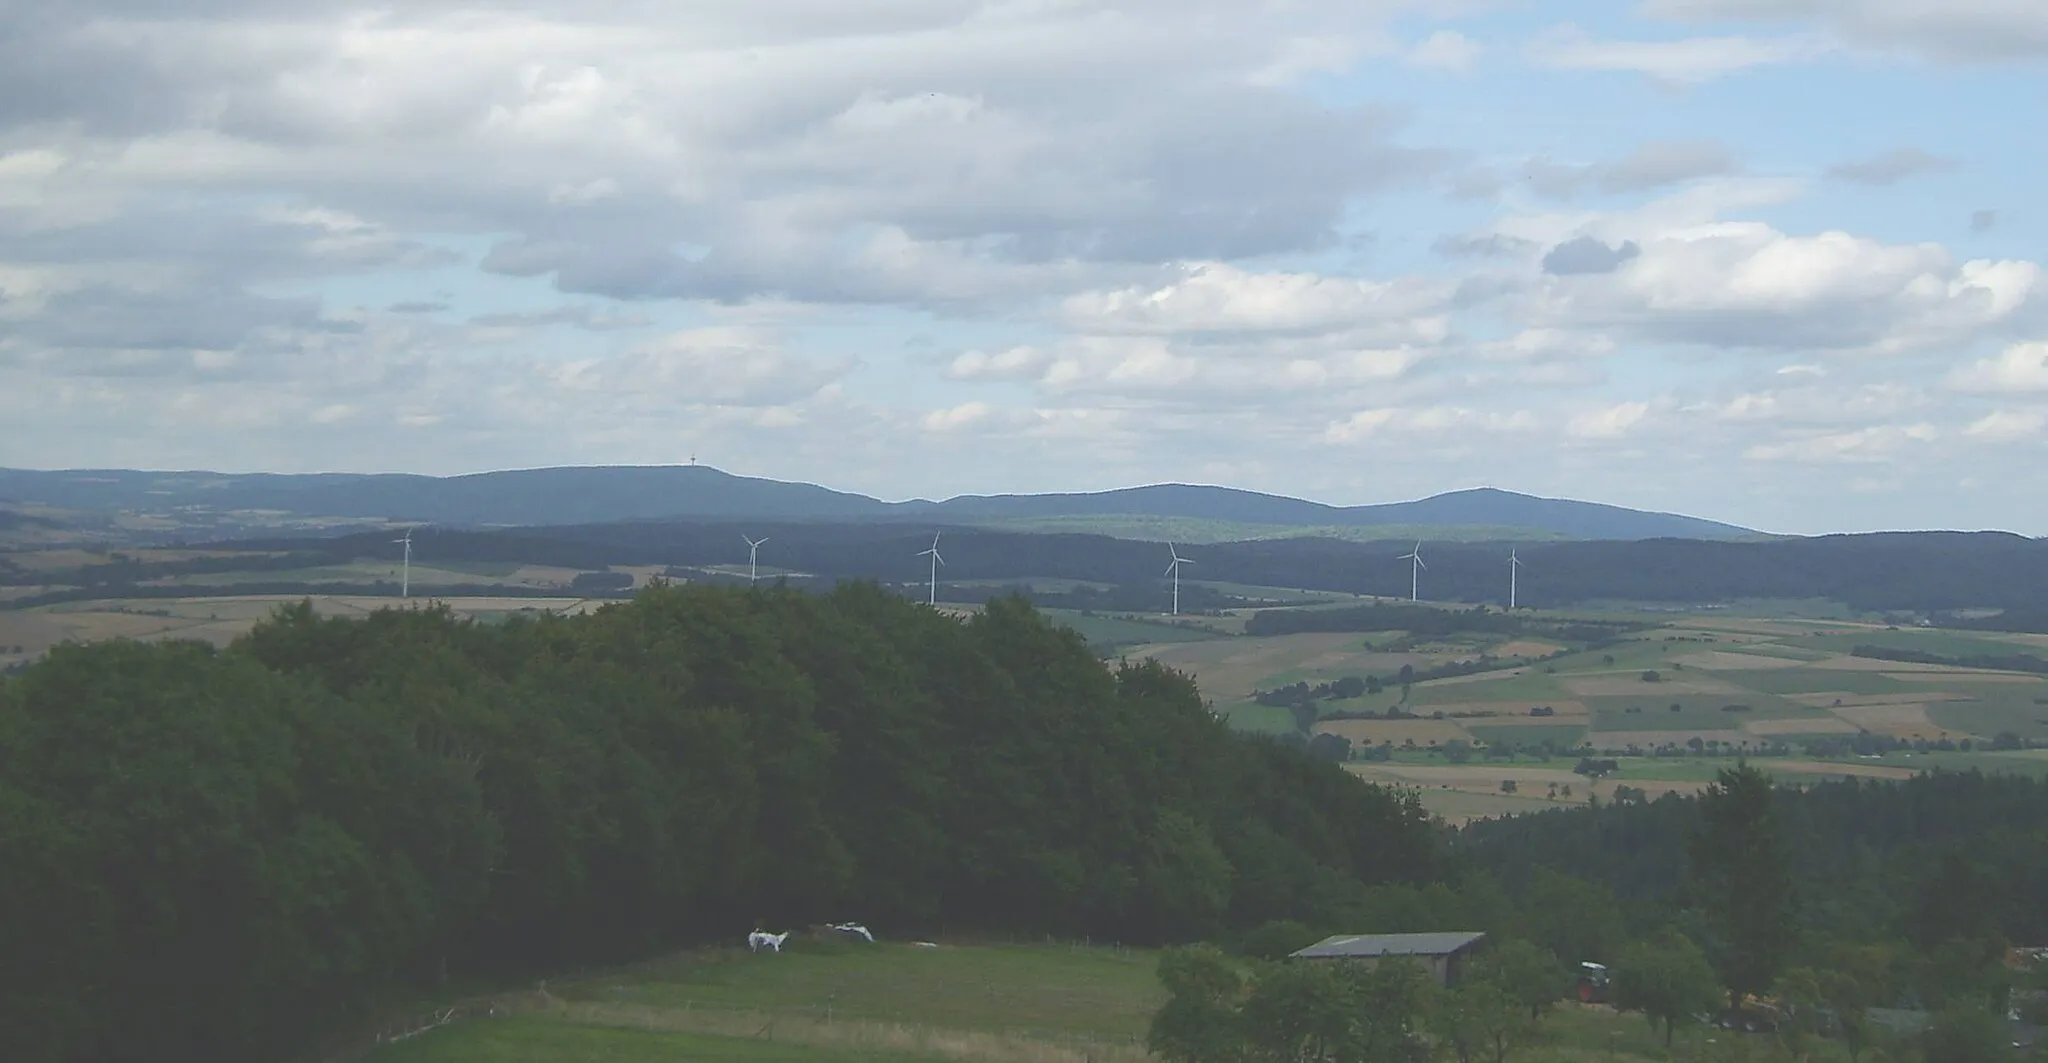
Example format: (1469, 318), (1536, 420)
(1825, 147), (1958, 186)
(1542, 236), (1641, 275)
(1601, 139), (1737, 192)
(1970, 209), (2000, 233)
(1519, 139), (1738, 199)
(467, 306), (651, 330)
(16, 284), (345, 366)
(388, 301), (449, 314)
(1434, 232), (1537, 258)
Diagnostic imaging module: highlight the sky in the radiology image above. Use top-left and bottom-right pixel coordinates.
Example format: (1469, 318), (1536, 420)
(1, 1), (2045, 536)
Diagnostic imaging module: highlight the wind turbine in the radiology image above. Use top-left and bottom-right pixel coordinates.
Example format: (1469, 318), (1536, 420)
(917, 532), (944, 606)
(1397, 541), (1425, 602)
(394, 527), (415, 600)
(1164, 542), (1194, 616)
(1509, 549), (1524, 610)
(743, 535), (769, 585)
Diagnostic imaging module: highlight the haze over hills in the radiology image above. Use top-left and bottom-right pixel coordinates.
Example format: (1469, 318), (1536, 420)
(0, 465), (1757, 543)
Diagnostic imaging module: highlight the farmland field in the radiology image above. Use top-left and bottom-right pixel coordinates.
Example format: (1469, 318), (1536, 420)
(363, 941), (1161, 1063)
(1100, 607), (2048, 822)
(0, 594), (603, 666)
(359, 941), (1722, 1063)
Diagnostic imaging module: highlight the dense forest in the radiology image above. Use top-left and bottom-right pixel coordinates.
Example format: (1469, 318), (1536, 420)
(0, 585), (1438, 1063)
(1454, 771), (2048, 971)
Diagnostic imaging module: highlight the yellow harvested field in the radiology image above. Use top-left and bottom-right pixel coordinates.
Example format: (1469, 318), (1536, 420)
(1343, 763), (1712, 823)
(1742, 716), (1862, 735)
(1594, 729), (1755, 747)
(1360, 763), (1589, 786)
(1772, 760), (1918, 780)
(1808, 655), (1956, 672)
(1316, 719), (1473, 746)
(1420, 669), (1532, 687)
(1829, 703), (1963, 738)
(1786, 690), (1974, 707)
(1563, 674), (1745, 697)
(1670, 650), (1808, 670)
(1495, 640), (1564, 658)
(1426, 699), (1592, 720)
(1887, 671), (2045, 684)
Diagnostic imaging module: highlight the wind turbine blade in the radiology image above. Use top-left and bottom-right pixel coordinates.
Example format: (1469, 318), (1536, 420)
(1416, 556), (1427, 570)
(1164, 561), (1178, 577)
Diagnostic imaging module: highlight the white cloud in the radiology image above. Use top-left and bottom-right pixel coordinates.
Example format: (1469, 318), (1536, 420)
(554, 327), (852, 406)
(1058, 261), (1450, 337)
(1637, 0), (2048, 62)
(946, 345), (1053, 381)
(1524, 24), (1832, 83)
(1323, 405), (1539, 444)
(1964, 409), (2046, 441)
(1520, 219), (2039, 352)
(920, 400), (995, 432)
(1743, 423), (1938, 463)
(1405, 30), (1484, 72)
(1566, 401), (1650, 438)
(1947, 341), (2048, 392)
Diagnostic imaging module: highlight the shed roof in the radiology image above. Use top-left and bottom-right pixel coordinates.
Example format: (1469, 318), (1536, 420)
(1290, 931), (1487, 960)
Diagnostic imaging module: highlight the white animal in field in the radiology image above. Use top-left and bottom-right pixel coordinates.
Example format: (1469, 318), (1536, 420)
(748, 929), (789, 953)
(829, 922), (874, 943)
(912, 941), (940, 948)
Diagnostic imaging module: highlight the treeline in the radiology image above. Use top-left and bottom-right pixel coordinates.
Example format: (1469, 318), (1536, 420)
(0, 580), (579, 609)
(0, 585), (1437, 1063)
(32, 519), (2048, 614)
(1453, 770), (2048, 956)
(1852, 643), (2048, 675)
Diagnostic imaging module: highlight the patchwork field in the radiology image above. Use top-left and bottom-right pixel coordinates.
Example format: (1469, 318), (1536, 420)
(1107, 610), (2048, 822)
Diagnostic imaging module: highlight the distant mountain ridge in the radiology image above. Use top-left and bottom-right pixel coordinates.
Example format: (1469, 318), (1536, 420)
(0, 465), (1759, 542)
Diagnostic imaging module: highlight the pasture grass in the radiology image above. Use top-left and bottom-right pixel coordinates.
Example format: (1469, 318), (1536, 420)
(1585, 694), (1811, 732)
(1710, 668), (1914, 696)
(1786, 628), (2039, 659)
(1038, 611), (1221, 648)
(366, 1018), (929, 1062)
(1465, 723), (1589, 749)
(1925, 696), (2048, 740)
(362, 942), (1161, 1063)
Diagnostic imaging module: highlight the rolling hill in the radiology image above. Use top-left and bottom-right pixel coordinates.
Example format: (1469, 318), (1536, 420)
(0, 465), (1755, 544)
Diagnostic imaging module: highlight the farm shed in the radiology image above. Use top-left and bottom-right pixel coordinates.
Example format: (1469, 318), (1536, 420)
(1289, 931), (1488, 987)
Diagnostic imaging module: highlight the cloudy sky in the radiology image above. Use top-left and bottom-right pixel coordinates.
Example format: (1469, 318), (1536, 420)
(2, 1), (2044, 534)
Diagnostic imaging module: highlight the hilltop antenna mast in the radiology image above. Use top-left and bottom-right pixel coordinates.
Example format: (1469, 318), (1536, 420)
(744, 535), (769, 585)
(1397, 541), (1426, 602)
(917, 532), (945, 606)
(1164, 542), (1194, 616)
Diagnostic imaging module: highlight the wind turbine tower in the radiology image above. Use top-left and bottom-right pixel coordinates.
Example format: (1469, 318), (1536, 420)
(1164, 542), (1194, 616)
(394, 527), (415, 600)
(743, 535), (769, 585)
(1509, 549), (1523, 610)
(1397, 541), (1425, 602)
(918, 532), (945, 606)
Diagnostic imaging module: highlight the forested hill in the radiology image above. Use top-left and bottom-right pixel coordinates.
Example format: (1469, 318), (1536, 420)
(0, 585), (1435, 1063)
